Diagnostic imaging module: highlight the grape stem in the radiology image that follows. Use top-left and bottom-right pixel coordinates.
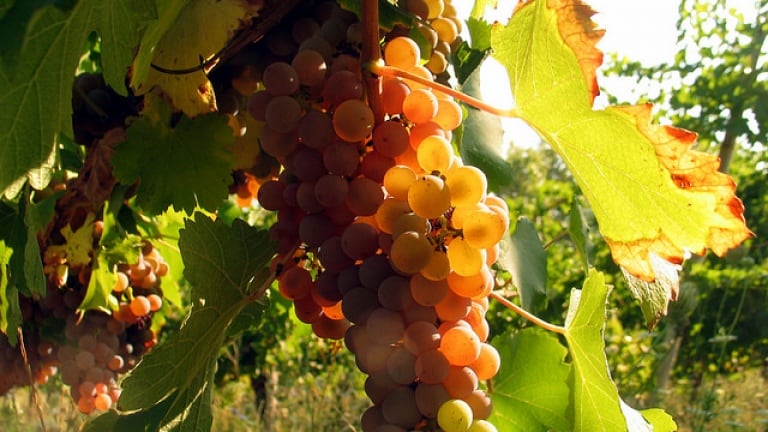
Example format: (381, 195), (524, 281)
(17, 328), (48, 432)
(361, 0), (385, 124)
(489, 292), (566, 335)
(370, 62), (522, 118)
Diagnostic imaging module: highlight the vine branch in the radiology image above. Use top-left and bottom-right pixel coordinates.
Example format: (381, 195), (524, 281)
(490, 291), (566, 335)
(362, 0), (385, 124)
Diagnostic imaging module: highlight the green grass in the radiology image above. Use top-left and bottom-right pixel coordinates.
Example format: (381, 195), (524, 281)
(3, 356), (766, 431)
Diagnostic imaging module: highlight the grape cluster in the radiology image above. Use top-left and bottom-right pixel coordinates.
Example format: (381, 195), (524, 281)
(394, 0), (463, 82)
(224, 2), (506, 429)
(0, 232), (168, 414)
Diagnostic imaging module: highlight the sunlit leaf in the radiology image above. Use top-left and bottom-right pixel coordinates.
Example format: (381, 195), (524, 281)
(491, 0), (752, 281)
(490, 328), (571, 431)
(131, 0), (262, 116)
(112, 95), (235, 215)
(563, 270), (625, 431)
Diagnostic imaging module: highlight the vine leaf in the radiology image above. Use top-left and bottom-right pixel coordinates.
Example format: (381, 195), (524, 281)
(499, 217), (546, 313)
(562, 270), (626, 431)
(490, 0), (752, 285)
(459, 68), (515, 191)
(131, 0), (262, 117)
(0, 0), (153, 198)
(489, 328), (572, 432)
(622, 254), (680, 329)
(85, 214), (273, 431)
(112, 94), (235, 215)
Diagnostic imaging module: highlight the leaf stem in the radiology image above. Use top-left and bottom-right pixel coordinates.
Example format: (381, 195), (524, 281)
(489, 291), (566, 335)
(542, 230), (569, 250)
(370, 63), (521, 118)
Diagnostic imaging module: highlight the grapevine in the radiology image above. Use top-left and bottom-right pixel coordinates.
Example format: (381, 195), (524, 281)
(0, 0), (753, 431)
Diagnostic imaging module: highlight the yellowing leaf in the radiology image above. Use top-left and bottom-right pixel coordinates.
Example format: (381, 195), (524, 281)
(50, 213), (96, 268)
(492, 0), (752, 281)
(132, 0), (261, 116)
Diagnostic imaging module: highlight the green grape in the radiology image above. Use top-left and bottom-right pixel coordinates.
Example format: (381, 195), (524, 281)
(417, 135), (454, 173)
(437, 399), (474, 432)
(446, 237), (486, 277)
(390, 231), (432, 274)
(392, 212), (430, 239)
(445, 166), (487, 207)
(467, 420), (498, 432)
(408, 175), (452, 219)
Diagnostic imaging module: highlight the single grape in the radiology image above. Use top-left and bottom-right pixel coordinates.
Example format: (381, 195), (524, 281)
(437, 399), (474, 432)
(408, 175), (452, 219)
(333, 99), (374, 142)
(384, 36), (421, 69)
(129, 296), (151, 317)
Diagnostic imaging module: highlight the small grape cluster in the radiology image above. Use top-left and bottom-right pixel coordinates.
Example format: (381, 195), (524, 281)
(0, 233), (168, 414)
(395, 0), (463, 82)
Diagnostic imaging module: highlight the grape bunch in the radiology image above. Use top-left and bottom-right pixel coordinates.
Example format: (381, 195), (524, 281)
(393, 0), (463, 83)
(213, 1), (508, 429)
(0, 225), (168, 415)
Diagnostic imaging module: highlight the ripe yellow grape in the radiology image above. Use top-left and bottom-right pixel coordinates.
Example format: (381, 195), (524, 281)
(437, 399), (474, 432)
(425, 51), (448, 74)
(420, 249), (451, 281)
(402, 89), (439, 124)
(434, 98), (463, 130)
(447, 237), (486, 276)
(332, 99), (374, 142)
(450, 203), (485, 230)
(424, 0), (445, 19)
(384, 36), (421, 69)
(417, 135), (454, 173)
(462, 208), (508, 249)
(432, 17), (459, 43)
(390, 231), (433, 274)
(408, 175), (452, 219)
(384, 165), (418, 200)
(484, 194), (509, 214)
(445, 165), (487, 207)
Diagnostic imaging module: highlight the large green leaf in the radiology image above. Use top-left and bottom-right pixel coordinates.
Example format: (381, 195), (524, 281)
(490, 0), (751, 281)
(85, 214), (273, 430)
(490, 328), (571, 432)
(563, 270), (626, 431)
(112, 95), (235, 215)
(0, 0), (153, 197)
